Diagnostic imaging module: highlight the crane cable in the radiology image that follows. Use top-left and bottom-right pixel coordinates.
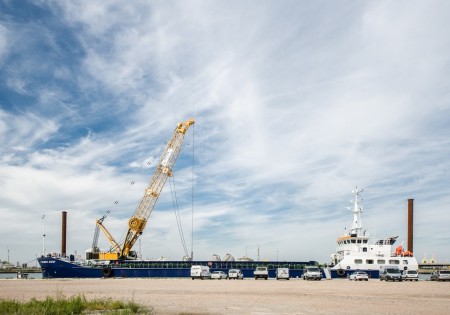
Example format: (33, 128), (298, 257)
(169, 175), (189, 258)
(168, 124), (195, 260)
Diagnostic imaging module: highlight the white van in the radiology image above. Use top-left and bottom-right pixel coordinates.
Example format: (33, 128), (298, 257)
(402, 269), (419, 281)
(228, 269), (244, 280)
(276, 268), (290, 280)
(190, 265), (211, 280)
(303, 266), (322, 280)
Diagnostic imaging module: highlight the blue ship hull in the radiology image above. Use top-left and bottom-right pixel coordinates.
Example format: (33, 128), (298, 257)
(38, 256), (320, 279)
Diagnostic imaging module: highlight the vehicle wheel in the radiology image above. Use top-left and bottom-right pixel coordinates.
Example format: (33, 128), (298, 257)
(365, 279), (368, 281)
(265, 277), (268, 280)
(192, 277), (194, 280)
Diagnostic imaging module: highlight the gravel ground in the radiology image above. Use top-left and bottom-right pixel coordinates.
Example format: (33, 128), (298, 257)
(1, 278), (449, 314)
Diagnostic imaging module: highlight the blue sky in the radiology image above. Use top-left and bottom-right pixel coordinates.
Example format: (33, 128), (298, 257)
(1, 0), (450, 265)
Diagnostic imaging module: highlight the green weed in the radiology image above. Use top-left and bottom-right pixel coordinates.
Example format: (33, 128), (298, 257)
(0, 295), (151, 314)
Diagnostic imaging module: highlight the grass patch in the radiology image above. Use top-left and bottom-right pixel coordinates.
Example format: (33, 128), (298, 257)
(0, 295), (151, 314)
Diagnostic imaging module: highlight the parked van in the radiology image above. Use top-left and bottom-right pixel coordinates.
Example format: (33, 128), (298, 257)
(379, 266), (402, 281)
(303, 266), (322, 280)
(228, 269), (244, 280)
(402, 269), (419, 281)
(254, 266), (269, 280)
(190, 265), (211, 280)
(276, 268), (290, 280)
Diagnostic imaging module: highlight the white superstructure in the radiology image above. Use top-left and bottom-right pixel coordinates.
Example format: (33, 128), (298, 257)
(330, 188), (418, 278)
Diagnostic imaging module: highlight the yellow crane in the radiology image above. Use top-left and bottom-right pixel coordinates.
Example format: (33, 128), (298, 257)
(94, 118), (195, 260)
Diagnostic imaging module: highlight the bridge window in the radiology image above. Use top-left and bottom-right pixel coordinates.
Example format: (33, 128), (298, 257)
(366, 259), (374, 264)
(354, 259), (363, 264)
(377, 260), (385, 264)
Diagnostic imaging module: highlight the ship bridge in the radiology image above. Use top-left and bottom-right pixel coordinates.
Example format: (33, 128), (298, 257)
(336, 232), (370, 246)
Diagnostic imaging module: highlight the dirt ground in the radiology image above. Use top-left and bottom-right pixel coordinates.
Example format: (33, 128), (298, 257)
(1, 278), (449, 314)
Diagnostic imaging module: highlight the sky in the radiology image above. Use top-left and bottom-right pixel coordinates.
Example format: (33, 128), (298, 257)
(1, 0), (450, 266)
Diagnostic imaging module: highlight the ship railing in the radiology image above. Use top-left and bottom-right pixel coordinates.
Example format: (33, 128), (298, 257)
(102, 260), (317, 270)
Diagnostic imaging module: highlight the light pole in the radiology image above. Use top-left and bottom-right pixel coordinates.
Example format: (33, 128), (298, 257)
(7, 248), (10, 263)
(42, 215), (46, 256)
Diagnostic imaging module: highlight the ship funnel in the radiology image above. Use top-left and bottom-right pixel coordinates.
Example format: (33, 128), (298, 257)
(407, 199), (414, 253)
(62, 211), (67, 256)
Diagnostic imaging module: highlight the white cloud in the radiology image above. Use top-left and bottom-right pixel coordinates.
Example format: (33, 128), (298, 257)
(0, 110), (60, 154)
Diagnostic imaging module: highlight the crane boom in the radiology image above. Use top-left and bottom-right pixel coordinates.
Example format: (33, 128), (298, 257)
(92, 211), (110, 251)
(119, 118), (195, 258)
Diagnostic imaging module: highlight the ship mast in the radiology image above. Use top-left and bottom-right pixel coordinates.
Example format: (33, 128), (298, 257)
(350, 187), (363, 236)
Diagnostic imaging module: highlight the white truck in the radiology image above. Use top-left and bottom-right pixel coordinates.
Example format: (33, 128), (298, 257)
(190, 265), (211, 280)
(254, 266), (269, 280)
(303, 266), (322, 280)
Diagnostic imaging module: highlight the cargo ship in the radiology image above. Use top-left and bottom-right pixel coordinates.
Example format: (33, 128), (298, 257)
(37, 256), (319, 279)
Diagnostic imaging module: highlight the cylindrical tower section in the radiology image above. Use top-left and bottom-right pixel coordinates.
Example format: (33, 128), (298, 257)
(62, 211), (67, 256)
(407, 199), (414, 253)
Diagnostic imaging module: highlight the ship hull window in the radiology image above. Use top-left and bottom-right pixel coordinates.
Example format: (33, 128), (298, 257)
(389, 260), (400, 265)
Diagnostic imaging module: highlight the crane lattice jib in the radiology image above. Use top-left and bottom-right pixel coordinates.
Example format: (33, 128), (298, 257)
(120, 118), (194, 258)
